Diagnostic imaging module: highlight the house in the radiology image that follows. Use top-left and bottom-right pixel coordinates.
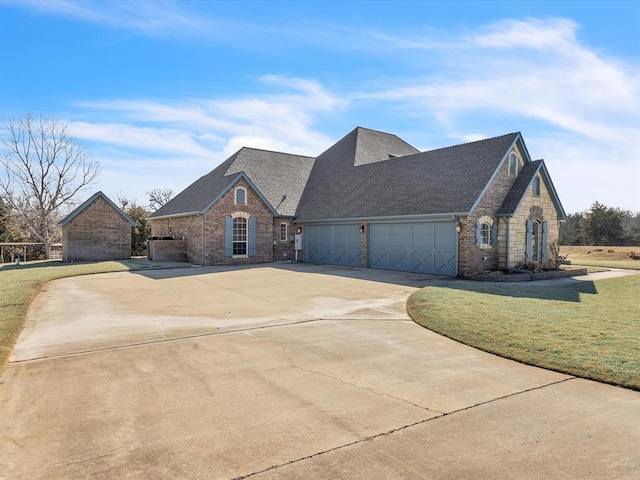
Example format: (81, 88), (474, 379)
(59, 191), (135, 262)
(149, 147), (315, 265)
(149, 127), (566, 276)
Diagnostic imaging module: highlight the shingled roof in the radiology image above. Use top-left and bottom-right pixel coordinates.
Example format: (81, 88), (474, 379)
(497, 160), (567, 220)
(295, 127), (521, 222)
(150, 147), (315, 219)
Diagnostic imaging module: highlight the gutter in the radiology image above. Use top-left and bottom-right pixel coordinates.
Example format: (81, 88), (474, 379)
(300, 212), (469, 225)
(150, 211), (203, 221)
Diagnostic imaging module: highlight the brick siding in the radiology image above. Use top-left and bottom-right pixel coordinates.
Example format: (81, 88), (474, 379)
(62, 196), (131, 262)
(460, 145), (522, 274)
(148, 239), (188, 262)
(150, 179), (275, 265)
(273, 217), (296, 262)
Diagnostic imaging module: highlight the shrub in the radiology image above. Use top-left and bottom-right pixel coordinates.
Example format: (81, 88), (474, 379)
(514, 260), (543, 273)
(550, 241), (569, 270)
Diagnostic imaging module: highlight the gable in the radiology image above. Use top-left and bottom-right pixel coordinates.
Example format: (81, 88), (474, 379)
(59, 191), (135, 227)
(201, 173), (279, 216)
(151, 148), (314, 220)
(496, 161), (566, 220)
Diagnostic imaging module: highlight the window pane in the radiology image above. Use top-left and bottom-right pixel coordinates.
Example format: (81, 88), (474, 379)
(509, 154), (517, 175)
(480, 223), (490, 245)
(236, 188), (246, 205)
(233, 217), (247, 255)
(280, 223), (287, 241)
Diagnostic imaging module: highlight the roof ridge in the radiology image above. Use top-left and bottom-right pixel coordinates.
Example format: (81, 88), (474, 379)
(354, 126), (412, 144)
(237, 145), (315, 159)
(421, 132), (520, 154)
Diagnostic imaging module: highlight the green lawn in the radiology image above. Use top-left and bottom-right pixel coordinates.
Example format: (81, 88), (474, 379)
(407, 274), (640, 390)
(565, 259), (640, 270)
(0, 259), (190, 374)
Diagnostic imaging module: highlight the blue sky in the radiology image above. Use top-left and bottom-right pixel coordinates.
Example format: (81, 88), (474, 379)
(1, 0), (638, 213)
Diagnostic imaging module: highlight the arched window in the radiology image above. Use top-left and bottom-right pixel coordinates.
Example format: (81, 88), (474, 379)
(478, 222), (491, 246)
(235, 187), (246, 205)
(233, 217), (247, 255)
(475, 217), (496, 247)
(509, 153), (517, 175)
(533, 176), (540, 196)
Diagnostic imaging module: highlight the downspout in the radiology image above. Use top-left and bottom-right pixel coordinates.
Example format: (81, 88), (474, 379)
(201, 214), (205, 266)
(505, 217), (510, 270)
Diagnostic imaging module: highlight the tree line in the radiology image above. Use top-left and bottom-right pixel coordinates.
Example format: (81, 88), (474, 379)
(116, 188), (173, 256)
(559, 202), (640, 246)
(0, 114), (172, 260)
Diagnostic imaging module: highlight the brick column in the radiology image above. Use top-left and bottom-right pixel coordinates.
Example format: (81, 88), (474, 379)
(360, 221), (367, 268)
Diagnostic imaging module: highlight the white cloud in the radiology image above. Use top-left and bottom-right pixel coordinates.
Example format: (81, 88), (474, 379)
(356, 17), (639, 210)
(68, 75), (342, 203)
(469, 18), (579, 50)
(17, 0), (223, 39)
(20, 11), (636, 212)
(67, 121), (216, 157)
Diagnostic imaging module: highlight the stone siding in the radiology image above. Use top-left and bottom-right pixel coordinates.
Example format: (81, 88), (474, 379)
(62, 196), (131, 262)
(502, 174), (560, 269)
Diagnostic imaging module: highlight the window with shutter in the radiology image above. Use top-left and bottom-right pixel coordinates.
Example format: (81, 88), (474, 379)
(233, 217), (247, 256)
(476, 222), (491, 246)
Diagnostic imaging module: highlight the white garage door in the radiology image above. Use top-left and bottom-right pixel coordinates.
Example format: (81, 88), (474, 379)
(368, 222), (457, 276)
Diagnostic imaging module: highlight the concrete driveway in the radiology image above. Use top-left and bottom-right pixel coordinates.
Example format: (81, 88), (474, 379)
(1, 264), (638, 479)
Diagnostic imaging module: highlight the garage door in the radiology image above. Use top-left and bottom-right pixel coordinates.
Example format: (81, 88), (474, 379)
(305, 224), (361, 267)
(368, 222), (457, 276)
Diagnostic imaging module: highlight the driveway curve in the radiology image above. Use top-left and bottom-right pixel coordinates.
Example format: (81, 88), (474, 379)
(1, 264), (638, 479)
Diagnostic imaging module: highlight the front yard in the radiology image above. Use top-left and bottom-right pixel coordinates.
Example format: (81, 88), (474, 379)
(407, 273), (640, 390)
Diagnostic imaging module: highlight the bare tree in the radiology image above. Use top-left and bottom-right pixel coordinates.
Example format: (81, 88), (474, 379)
(0, 114), (100, 258)
(147, 187), (173, 211)
(116, 192), (132, 211)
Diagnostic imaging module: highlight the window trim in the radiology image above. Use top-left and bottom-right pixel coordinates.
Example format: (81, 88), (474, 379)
(475, 216), (495, 248)
(280, 222), (288, 242)
(235, 187), (247, 205)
